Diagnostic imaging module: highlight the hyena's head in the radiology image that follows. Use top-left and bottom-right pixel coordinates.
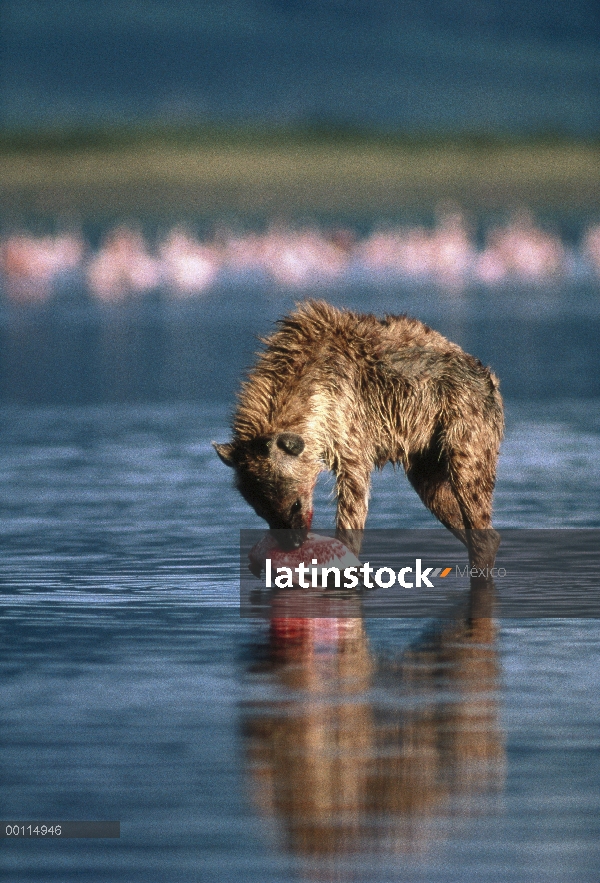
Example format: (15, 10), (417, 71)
(213, 432), (319, 549)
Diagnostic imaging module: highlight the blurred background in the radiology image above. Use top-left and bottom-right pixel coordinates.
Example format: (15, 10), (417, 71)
(2, 0), (600, 132)
(3, 6), (600, 883)
(1, 0), (600, 404)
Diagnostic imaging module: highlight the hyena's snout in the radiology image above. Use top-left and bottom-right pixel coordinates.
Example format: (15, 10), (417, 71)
(267, 488), (314, 549)
(272, 526), (309, 551)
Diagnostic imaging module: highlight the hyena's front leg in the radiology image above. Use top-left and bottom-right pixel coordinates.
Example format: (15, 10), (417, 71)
(334, 465), (371, 555)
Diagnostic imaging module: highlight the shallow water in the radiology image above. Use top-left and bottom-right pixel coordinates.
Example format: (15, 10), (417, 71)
(1, 288), (600, 881)
(2, 282), (600, 405)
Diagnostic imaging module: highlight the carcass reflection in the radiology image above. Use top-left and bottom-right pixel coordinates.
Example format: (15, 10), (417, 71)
(242, 579), (505, 860)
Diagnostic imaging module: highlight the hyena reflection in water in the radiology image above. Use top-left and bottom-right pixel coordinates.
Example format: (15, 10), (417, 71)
(242, 579), (505, 859)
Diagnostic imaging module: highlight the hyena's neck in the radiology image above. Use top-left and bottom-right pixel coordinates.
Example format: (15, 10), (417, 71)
(233, 369), (332, 447)
(289, 384), (375, 475)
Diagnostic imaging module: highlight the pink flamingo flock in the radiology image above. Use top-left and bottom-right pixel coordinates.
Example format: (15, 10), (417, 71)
(1, 212), (599, 305)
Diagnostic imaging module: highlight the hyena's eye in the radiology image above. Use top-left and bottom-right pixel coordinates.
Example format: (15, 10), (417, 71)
(290, 499), (302, 515)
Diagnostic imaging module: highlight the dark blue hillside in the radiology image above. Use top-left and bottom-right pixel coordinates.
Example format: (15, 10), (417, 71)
(2, 0), (599, 134)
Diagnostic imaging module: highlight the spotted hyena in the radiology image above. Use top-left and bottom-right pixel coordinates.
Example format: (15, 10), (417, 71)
(214, 300), (503, 565)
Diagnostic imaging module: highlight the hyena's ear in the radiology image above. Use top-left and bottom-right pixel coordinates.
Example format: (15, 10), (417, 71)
(276, 433), (305, 456)
(212, 442), (236, 467)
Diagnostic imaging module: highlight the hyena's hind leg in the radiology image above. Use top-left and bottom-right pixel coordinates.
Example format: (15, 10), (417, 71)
(445, 429), (501, 569)
(406, 446), (467, 545)
(406, 430), (501, 568)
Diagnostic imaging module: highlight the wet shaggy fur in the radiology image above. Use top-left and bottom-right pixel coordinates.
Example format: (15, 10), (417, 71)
(214, 300), (504, 563)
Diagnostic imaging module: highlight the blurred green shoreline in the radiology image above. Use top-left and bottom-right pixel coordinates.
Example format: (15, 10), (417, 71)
(2, 125), (599, 219)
